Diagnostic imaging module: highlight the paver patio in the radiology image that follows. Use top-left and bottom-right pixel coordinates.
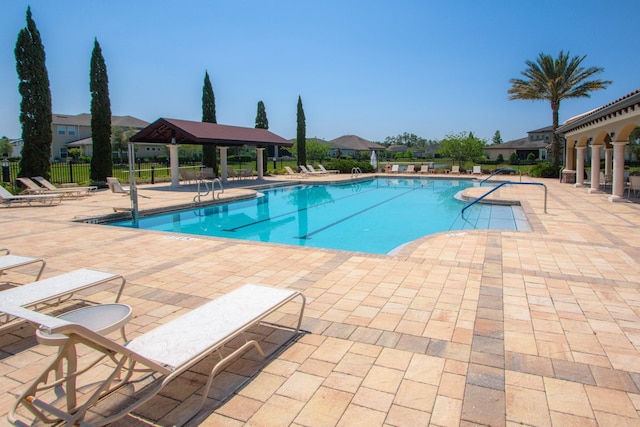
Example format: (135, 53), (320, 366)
(1, 173), (640, 426)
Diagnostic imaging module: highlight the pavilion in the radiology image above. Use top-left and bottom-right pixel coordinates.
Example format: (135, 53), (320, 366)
(130, 118), (293, 186)
(557, 89), (640, 202)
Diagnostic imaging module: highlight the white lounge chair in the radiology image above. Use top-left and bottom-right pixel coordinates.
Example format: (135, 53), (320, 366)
(6, 283), (305, 427)
(106, 177), (129, 194)
(390, 164), (399, 173)
(0, 254), (46, 282)
(0, 268), (125, 331)
(419, 165), (429, 174)
(299, 165), (320, 174)
(405, 165), (415, 173)
(0, 185), (62, 207)
(18, 177), (89, 198)
(306, 164), (326, 174)
(33, 176), (97, 195)
(627, 175), (640, 198)
(284, 166), (307, 178)
(451, 165), (461, 175)
(472, 166), (482, 175)
(318, 164), (339, 174)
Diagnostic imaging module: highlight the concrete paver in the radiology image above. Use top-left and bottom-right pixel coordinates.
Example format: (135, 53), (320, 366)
(1, 173), (640, 426)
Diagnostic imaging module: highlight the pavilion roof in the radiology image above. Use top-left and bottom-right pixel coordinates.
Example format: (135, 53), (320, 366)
(130, 118), (292, 147)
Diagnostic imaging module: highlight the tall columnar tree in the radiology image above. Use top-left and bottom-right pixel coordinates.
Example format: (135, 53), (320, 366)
(296, 96), (306, 166)
(255, 100), (269, 173)
(15, 7), (52, 179)
(202, 71), (217, 175)
(89, 39), (112, 182)
(492, 130), (503, 145)
(508, 51), (611, 166)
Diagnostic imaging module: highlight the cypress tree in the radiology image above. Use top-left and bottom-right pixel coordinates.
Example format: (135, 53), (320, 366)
(255, 101), (269, 173)
(202, 71), (217, 175)
(15, 7), (52, 179)
(89, 39), (112, 182)
(296, 96), (306, 166)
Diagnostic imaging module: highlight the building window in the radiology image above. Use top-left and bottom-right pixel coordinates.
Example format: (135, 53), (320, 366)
(60, 147), (68, 159)
(57, 126), (66, 135)
(541, 150), (547, 160)
(67, 126), (76, 136)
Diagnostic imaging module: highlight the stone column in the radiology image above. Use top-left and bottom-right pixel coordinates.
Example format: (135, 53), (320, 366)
(608, 141), (629, 202)
(605, 146), (613, 177)
(169, 141), (179, 188)
(218, 146), (229, 183)
(575, 146), (586, 187)
(588, 144), (601, 194)
(256, 147), (264, 180)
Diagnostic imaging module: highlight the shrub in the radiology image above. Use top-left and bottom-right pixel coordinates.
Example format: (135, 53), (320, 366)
(497, 154), (504, 164)
(529, 162), (562, 178)
(324, 159), (374, 174)
(509, 152), (520, 165)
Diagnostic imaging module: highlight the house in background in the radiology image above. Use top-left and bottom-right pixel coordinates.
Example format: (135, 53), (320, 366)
(328, 135), (385, 158)
(9, 138), (23, 157)
(484, 126), (551, 161)
(51, 113), (152, 161)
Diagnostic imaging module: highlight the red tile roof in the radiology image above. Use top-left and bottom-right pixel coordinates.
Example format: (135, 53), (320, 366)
(130, 118), (292, 147)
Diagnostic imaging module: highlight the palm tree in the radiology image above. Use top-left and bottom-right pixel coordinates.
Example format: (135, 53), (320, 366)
(508, 51), (611, 166)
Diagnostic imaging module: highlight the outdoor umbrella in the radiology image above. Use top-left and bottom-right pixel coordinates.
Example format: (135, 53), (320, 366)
(370, 150), (377, 169)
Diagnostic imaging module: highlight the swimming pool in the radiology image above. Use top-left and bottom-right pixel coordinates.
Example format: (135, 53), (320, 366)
(108, 177), (530, 254)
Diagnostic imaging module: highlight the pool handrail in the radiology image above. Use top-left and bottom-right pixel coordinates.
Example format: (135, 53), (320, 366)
(461, 181), (547, 216)
(479, 168), (522, 185)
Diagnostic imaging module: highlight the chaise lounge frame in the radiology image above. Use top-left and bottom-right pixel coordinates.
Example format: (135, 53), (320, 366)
(6, 283), (305, 426)
(0, 268), (126, 331)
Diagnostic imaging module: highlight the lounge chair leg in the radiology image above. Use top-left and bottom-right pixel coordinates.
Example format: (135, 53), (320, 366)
(175, 340), (266, 427)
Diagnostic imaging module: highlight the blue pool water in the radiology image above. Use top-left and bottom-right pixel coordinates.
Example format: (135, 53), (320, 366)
(108, 177), (529, 254)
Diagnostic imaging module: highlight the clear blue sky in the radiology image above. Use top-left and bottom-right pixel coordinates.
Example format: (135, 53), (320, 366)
(1, 0), (639, 143)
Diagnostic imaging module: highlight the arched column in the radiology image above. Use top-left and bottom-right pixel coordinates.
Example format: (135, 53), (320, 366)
(575, 146), (586, 187)
(169, 141), (179, 188)
(256, 147), (264, 180)
(588, 144), (601, 194)
(218, 146), (229, 183)
(608, 141), (629, 202)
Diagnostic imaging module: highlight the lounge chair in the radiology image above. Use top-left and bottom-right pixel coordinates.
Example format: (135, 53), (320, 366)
(32, 176), (97, 195)
(0, 268), (126, 331)
(17, 177), (88, 198)
(106, 177), (129, 194)
(284, 166), (307, 178)
(472, 166), (482, 175)
(405, 165), (415, 173)
(318, 164), (339, 174)
(451, 165), (461, 175)
(299, 165), (320, 174)
(307, 165), (326, 174)
(390, 164), (399, 173)
(419, 165), (429, 174)
(0, 185), (62, 207)
(6, 283), (305, 426)
(0, 247), (9, 255)
(0, 254), (46, 282)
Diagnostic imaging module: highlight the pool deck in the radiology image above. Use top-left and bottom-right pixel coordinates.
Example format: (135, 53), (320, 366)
(2, 172), (640, 426)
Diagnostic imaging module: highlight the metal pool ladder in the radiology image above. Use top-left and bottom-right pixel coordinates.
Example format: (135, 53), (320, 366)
(194, 177), (224, 203)
(351, 167), (362, 178)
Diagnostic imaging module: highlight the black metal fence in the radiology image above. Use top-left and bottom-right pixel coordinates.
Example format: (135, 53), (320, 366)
(1, 160), (189, 190)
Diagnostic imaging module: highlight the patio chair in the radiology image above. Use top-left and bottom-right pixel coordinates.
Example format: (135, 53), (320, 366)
(627, 175), (640, 198)
(390, 164), (399, 173)
(318, 164), (339, 174)
(405, 165), (415, 173)
(179, 168), (198, 184)
(0, 247), (9, 255)
(299, 165), (319, 174)
(32, 176), (97, 195)
(472, 166), (482, 175)
(0, 268), (126, 331)
(419, 165), (430, 174)
(6, 283), (305, 427)
(0, 186), (62, 207)
(451, 165), (461, 175)
(0, 254), (46, 282)
(106, 177), (129, 195)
